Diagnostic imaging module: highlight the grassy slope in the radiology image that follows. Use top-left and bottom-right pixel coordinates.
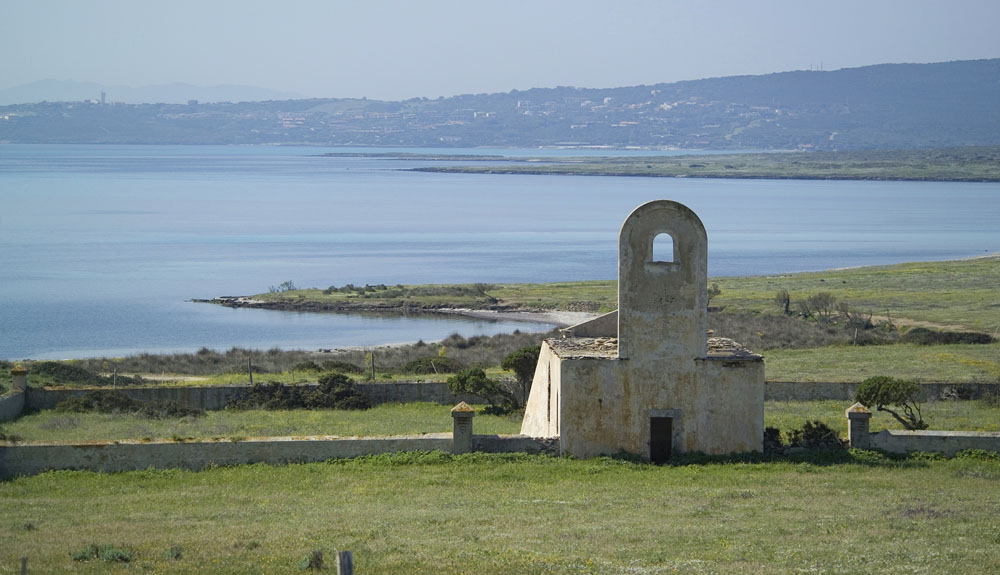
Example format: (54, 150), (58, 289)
(711, 256), (1000, 332)
(5, 400), (997, 443)
(258, 256), (1000, 331)
(411, 146), (1000, 181)
(2, 453), (999, 574)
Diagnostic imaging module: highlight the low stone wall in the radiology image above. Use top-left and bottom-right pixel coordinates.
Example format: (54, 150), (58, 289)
(868, 429), (1000, 456)
(24, 382), (481, 413)
(0, 392), (25, 423)
(20, 381), (998, 415)
(0, 434), (558, 479)
(764, 381), (999, 402)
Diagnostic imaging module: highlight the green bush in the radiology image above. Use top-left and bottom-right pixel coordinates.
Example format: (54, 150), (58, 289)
(227, 373), (371, 411)
(401, 356), (465, 374)
(27, 361), (144, 387)
(0, 425), (22, 442)
(55, 390), (205, 419)
(900, 327), (994, 345)
(71, 543), (133, 563)
(447, 368), (518, 415)
(501, 345), (541, 404)
(786, 421), (842, 449)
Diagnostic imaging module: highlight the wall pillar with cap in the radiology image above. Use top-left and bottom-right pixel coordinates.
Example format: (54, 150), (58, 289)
(451, 402), (476, 454)
(846, 402), (872, 450)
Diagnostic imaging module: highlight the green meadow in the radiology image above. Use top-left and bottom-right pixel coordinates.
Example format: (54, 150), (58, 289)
(2, 451), (999, 574)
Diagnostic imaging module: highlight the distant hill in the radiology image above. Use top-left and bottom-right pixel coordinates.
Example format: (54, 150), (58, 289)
(0, 79), (304, 105)
(1, 59), (998, 150)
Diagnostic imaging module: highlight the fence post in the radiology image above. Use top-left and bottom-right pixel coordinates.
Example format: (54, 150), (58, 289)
(11, 365), (27, 392)
(846, 402), (872, 450)
(336, 550), (353, 575)
(451, 402), (476, 454)
(21, 556), (27, 575)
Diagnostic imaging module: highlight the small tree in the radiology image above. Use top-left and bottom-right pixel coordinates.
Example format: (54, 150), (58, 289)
(707, 283), (722, 306)
(774, 289), (791, 315)
(856, 376), (928, 430)
(447, 368), (518, 415)
(798, 292), (837, 322)
(501, 345), (540, 405)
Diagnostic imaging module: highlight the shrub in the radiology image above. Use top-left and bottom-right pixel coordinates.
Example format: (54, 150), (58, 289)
(786, 421), (843, 449)
(0, 425), (22, 442)
(55, 390), (205, 419)
(763, 427), (784, 450)
(227, 373), (371, 411)
(501, 345), (541, 404)
(401, 356), (465, 374)
(856, 376), (928, 430)
(26, 361), (144, 387)
(447, 368), (518, 414)
(298, 549), (325, 571)
(900, 327), (994, 345)
(71, 543), (133, 563)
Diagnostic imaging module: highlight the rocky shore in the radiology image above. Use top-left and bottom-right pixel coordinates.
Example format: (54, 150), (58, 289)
(192, 296), (596, 328)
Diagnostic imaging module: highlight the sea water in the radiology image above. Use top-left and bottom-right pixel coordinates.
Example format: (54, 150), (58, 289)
(1, 144), (997, 359)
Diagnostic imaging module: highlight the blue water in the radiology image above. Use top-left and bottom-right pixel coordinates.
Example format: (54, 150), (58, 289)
(2, 144), (998, 360)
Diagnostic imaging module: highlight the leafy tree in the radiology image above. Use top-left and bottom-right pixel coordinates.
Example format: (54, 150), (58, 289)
(501, 345), (541, 405)
(447, 368), (518, 415)
(856, 376), (928, 430)
(707, 283), (722, 305)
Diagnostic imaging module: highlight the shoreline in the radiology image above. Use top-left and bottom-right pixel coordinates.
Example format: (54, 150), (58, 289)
(193, 297), (598, 329)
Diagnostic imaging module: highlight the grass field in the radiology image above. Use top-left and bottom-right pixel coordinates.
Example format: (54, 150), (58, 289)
(2, 451), (999, 574)
(763, 342), (1000, 382)
(5, 400), (998, 443)
(2, 402), (522, 443)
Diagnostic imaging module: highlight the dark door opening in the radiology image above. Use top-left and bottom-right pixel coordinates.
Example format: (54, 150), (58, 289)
(650, 417), (673, 464)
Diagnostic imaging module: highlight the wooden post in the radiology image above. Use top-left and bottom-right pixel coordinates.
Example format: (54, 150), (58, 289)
(21, 556), (27, 575)
(248, 357), (254, 386)
(336, 550), (353, 575)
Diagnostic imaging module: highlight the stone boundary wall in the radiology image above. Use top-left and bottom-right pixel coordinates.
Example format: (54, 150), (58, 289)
(15, 381), (998, 417)
(764, 381), (999, 402)
(0, 434), (559, 479)
(22, 382), (482, 413)
(869, 430), (1000, 456)
(0, 392), (25, 423)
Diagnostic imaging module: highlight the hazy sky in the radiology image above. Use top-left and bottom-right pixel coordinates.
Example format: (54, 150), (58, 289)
(3, 0), (999, 100)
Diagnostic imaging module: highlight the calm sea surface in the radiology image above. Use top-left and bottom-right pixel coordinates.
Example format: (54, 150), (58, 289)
(2, 144), (998, 360)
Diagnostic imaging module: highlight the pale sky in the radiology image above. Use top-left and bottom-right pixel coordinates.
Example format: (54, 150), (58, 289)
(3, 0), (999, 100)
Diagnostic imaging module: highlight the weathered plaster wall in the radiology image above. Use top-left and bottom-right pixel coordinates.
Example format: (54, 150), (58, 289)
(519, 342), (562, 438)
(617, 201), (707, 360)
(555, 356), (764, 458)
(0, 392), (25, 423)
(869, 429), (1000, 456)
